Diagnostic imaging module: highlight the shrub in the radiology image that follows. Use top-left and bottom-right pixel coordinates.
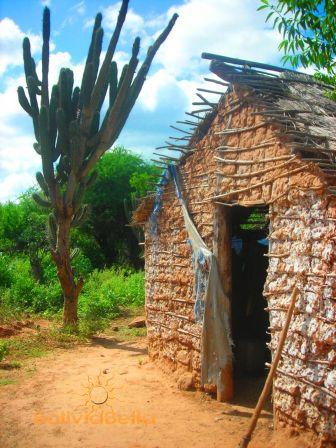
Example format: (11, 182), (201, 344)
(0, 340), (9, 361)
(0, 255), (13, 289)
(0, 254), (144, 333)
(78, 267), (145, 330)
(1, 256), (62, 313)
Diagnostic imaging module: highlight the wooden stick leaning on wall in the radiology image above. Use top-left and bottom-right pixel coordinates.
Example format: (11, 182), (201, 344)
(237, 286), (300, 448)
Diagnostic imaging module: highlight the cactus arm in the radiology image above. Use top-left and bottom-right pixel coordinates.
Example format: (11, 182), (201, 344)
(79, 13), (177, 179)
(80, 62), (95, 108)
(41, 7), (50, 107)
(23, 38), (40, 139)
(49, 85), (59, 160)
(97, 38), (140, 149)
(36, 171), (49, 197)
(89, 0), (129, 114)
(17, 86), (33, 116)
(71, 87), (80, 119)
(39, 106), (55, 186)
(78, 14), (102, 114)
(48, 213), (57, 248)
(109, 61), (118, 108)
(33, 193), (51, 208)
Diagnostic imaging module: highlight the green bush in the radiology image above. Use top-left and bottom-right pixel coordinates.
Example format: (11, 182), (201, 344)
(0, 255), (13, 289)
(0, 253), (144, 334)
(0, 340), (9, 361)
(1, 256), (62, 313)
(1, 257), (144, 319)
(79, 267), (145, 322)
(2, 257), (38, 310)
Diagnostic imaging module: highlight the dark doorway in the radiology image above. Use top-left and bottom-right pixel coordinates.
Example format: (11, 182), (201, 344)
(230, 207), (270, 402)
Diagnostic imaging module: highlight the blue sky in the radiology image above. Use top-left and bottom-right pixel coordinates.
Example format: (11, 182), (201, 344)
(0, 0), (283, 202)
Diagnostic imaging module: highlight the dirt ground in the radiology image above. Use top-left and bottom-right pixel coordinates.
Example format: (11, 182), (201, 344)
(0, 334), (321, 448)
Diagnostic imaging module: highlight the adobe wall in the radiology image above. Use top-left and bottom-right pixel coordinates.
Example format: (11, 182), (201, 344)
(144, 86), (336, 440)
(144, 123), (219, 389)
(267, 192), (336, 441)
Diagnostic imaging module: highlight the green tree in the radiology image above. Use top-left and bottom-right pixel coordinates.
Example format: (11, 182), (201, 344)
(0, 192), (48, 282)
(258, 0), (336, 73)
(17, 2), (177, 325)
(82, 146), (158, 268)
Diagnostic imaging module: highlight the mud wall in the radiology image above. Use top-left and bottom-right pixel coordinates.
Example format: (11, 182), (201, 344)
(144, 86), (336, 440)
(267, 193), (336, 442)
(144, 125), (219, 389)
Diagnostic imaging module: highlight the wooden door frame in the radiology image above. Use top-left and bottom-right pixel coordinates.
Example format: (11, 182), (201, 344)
(213, 204), (233, 401)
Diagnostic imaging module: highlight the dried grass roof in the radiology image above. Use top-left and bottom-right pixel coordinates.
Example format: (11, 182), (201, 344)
(133, 54), (336, 224)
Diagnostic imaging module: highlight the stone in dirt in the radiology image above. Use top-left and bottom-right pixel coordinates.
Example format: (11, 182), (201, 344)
(128, 316), (146, 328)
(177, 372), (194, 391)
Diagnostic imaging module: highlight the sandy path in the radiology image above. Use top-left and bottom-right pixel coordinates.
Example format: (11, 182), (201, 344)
(0, 336), (316, 448)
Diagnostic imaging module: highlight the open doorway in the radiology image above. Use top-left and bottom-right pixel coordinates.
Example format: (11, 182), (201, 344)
(230, 207), (271, 404)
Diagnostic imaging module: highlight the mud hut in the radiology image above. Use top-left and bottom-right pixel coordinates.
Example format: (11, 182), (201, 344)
(132, 54), (336, 443)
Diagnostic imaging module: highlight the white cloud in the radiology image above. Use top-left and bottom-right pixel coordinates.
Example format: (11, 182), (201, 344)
(0, 18), (42, 75)
(41, 0), (51, 6)
(139, 68), (177, 111)
(138, 68), (222, 112)
(127, 0), (281, 114)
(0, 122), (38, 173)
(0, 172), (36, 203)
(71, 1), (86, 16)
(155, 0), (281, 77)
(62, 1), (87, 29)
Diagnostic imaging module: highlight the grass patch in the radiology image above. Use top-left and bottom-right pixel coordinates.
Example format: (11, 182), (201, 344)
(103, 310), (146, 342)
(1, 327), (87, 366)
(8, 337), (49, 359)
(112, 326), (147, 342)
(0, 305), (25, 325)
(0, 378), (17, 386)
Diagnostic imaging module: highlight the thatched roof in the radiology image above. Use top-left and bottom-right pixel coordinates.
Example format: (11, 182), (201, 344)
(133, 54), (336, 224)
(131, 194), (155, 225)
(207, 53), (336, 184)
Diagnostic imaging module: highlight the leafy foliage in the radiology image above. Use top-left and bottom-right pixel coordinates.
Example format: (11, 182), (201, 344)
(0, 253), (144, 329)
(314, 71), (336, 100)
(0, 341), (9, 362)
(258, 0), (336, 73)
(83, 146), (158, 267)
(240, 210), (267, 231)
(0, 192), (48, 282)
(78, 267), (144, 332)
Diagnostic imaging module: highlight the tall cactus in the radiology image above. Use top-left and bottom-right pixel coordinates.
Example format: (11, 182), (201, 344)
(18, 2), (178, 325)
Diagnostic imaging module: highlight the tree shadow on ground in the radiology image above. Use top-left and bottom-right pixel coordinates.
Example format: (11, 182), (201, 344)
(90, 336), (147, 355)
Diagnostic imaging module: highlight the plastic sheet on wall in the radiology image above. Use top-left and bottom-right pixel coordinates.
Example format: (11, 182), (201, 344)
(149, 168), (170, 236)
(169, 164), (233, 394)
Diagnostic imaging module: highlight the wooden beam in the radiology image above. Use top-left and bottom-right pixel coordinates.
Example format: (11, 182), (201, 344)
(213, 203), (233, 402)
(202, 52), (298, 74)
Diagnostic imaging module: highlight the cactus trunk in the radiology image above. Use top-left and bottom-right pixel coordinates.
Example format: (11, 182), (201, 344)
(52, 218), (83, 325)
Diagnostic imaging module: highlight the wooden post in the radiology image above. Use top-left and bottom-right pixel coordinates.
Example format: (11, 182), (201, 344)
(213, 204), (233, 402)
(237, 286), (300, 448)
